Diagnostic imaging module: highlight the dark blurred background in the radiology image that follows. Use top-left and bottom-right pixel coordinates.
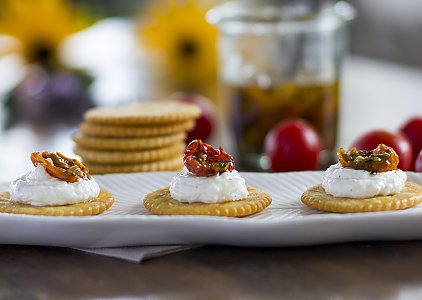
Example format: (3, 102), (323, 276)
(82, 0), (422, 68)
(350, 0), (422, 67)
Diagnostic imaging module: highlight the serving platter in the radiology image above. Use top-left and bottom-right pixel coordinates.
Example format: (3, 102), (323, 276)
(0, 171), (422, 248)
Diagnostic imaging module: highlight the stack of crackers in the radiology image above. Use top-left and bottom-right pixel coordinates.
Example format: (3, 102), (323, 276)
(72, 101), (201, 174)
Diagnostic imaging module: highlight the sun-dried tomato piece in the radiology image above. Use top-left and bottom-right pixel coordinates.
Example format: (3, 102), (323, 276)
(31, 152), (91, 183)
(183, 139), (235, 177)
(337, 144), (399, 173)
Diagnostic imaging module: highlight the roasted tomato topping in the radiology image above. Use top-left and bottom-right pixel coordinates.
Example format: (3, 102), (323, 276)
(337, 144), (399, 173)
(183, 139), (235, 177)
(31, 152), (92, 183)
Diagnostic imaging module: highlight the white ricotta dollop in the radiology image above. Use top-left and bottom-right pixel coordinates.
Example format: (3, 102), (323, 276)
(9, 166), (100, 206)
(322, 163), (407, 198)
(169, 167), (249, 203)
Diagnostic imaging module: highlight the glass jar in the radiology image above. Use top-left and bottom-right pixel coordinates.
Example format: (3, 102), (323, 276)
(208, 0), (355, 170)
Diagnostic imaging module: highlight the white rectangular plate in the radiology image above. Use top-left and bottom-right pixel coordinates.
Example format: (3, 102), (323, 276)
(1, 171), (422, 248)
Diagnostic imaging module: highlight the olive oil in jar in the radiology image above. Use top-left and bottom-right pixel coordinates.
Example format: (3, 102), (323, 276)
(228, 81), (339, 170)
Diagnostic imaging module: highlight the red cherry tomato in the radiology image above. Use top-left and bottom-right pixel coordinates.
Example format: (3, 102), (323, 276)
(353, 130), (413, 171)
(415, 150), (422, 172)
(170, 93), (216, 142)
(401, 117), (422, 169)
(264, 119), (320, 172)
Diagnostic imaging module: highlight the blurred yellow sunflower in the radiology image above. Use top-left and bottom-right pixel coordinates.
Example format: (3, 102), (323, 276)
(0, 0), (91, 66)
(138, 0), (218, 98)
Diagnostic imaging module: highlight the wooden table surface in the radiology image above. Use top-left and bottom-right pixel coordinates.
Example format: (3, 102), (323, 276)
(1, 241), (422, 299)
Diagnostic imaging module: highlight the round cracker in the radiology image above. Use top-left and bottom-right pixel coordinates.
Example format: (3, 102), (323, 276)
(74, 142), (185, 164)
(0, 189), (114, 216)
(143, 186), (272, 217)
(84, 156), (183, 174)
(79, 120), (195, 137)
(301, 182), (422, 213)
(84, 101), (201, 125)
(72, 132), (186, 150)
